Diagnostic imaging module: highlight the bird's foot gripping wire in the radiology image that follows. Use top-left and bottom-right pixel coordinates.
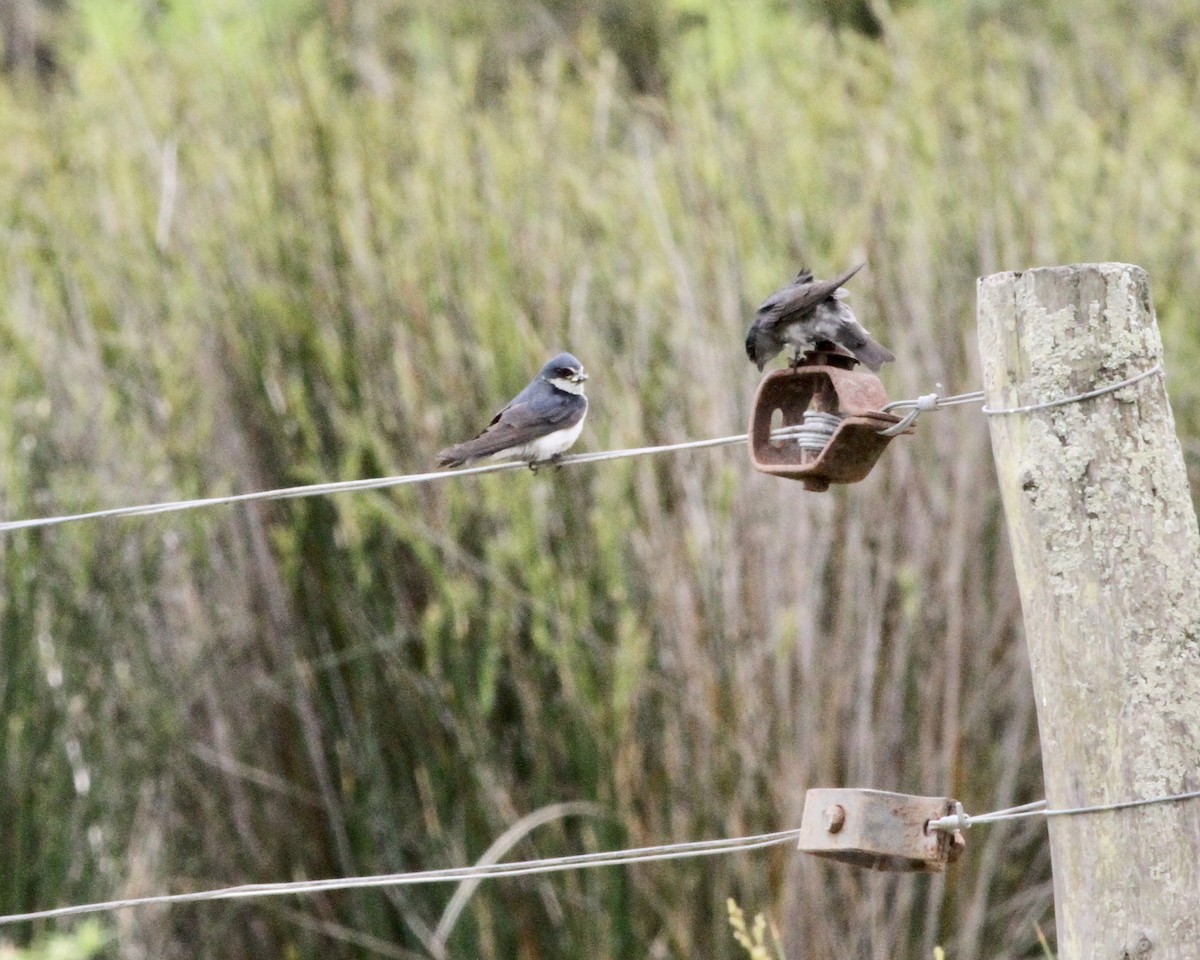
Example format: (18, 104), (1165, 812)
(527, 454), (565, 475)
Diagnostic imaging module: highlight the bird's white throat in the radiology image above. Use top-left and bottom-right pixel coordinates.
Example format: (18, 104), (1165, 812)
(550, 376), (587, 396)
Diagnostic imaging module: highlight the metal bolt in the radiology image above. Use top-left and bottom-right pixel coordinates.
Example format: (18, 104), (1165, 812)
(824, 804), (846, 834)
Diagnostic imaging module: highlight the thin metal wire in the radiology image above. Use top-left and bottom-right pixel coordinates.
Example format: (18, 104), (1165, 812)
(0, 828), (803, 927)
(794, 411), (843, 453)
(0, 434), (754, 535)
(8, 784), (1197, 925)
(882, 390), (987, 412)
(0, 361), (1167, 534)
(927, 788), (1200, 833)
(878, 390), (986, 437)
(981, 362), (1163, 415)
(875, 360), (1162, 436)
(963, 799), (1048, 823)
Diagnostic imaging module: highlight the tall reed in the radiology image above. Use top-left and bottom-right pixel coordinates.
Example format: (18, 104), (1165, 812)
(2, 1), (1200, 957)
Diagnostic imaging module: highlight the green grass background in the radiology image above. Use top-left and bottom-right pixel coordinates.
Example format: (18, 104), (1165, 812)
(3, 0), (1200, 956)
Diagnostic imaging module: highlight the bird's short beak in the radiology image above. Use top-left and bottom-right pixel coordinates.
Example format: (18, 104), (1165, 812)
(573, 371), (589, 383)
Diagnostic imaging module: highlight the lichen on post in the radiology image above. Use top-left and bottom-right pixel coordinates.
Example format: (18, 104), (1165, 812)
(977, 263), (1200, 958)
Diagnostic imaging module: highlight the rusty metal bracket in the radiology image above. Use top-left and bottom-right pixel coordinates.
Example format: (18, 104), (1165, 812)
(798, 788), (966, 872)
(748, 351), (909, 491)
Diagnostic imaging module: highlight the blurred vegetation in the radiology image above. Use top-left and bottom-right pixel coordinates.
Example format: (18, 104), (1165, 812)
(2, 0), (1200, 958)
(0, 922), (108, 960)
(727, 898), (785, 960)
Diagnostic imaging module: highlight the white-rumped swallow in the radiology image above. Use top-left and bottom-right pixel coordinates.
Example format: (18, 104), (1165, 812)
(437, 352), (588, 469)
(745, 263), (894, 371)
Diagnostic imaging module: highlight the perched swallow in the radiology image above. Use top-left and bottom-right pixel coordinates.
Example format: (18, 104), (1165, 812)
(745, 263), (894, 372)
(437, 352), (589, 469)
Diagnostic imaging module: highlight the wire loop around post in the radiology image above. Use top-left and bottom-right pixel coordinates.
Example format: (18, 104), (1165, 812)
(981, 362), (1163, 416)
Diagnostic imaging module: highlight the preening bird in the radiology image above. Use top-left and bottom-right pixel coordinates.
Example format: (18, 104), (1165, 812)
(745, 263), (894, 372)
(437, 353), (589, 469)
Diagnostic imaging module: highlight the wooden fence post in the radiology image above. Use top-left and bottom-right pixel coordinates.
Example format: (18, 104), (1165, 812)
(976, 263), (1200, 958)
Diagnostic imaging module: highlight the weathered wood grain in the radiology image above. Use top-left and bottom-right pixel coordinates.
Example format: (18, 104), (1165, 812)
(978, 263), (1200, 959)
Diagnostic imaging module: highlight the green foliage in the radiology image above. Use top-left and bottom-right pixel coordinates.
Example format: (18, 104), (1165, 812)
(2, 0), (1199, 958)
(727, 898), (785, 960)
(0, 922), (109, 960)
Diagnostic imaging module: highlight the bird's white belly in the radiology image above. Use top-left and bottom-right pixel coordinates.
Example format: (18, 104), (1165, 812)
(495, 413), (587, 463)
(782, 321), (818, 351)
(528, 414), (586, 461)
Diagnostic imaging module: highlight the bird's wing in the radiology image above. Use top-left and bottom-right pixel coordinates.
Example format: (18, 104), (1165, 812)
(439, 394), (585, 463)
(819, 262), (864, 297)
(755, 263), (865, 327)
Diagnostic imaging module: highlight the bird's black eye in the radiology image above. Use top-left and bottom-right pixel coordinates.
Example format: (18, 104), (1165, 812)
(557, 368), (575, 379)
